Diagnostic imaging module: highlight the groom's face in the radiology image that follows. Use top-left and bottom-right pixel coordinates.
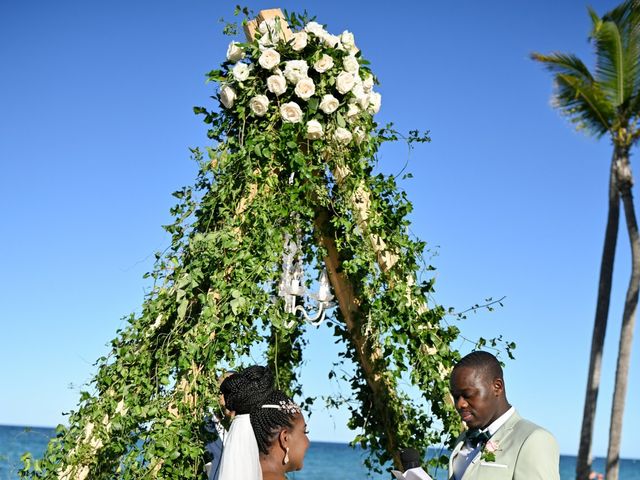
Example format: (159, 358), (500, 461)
(450, 366), (503, 430)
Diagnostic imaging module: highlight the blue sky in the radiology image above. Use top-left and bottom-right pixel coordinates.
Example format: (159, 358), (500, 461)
(1, 0), (639, 460)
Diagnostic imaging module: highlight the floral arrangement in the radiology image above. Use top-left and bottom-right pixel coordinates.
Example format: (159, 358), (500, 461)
(481, 439), (499, 462)
(209, 16), (381, 153)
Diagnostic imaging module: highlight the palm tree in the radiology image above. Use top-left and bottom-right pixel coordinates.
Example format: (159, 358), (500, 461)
(532, 2), (640, 479)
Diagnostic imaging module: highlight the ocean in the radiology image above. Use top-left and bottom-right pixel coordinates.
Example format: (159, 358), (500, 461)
(1, 425), (639, 479)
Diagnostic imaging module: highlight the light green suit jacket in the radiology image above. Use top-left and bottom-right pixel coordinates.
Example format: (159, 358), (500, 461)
(447, 411), (560, 480)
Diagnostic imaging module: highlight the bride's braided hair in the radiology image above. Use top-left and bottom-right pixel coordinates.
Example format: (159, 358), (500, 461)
(250, 390), (300, 455)
(220, 366), (300, 454)
(220, 365), (274, 414)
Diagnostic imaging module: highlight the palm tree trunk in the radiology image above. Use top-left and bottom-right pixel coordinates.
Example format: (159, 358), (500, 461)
(576, 153), (620, 480)
(606, 154), (639, 480)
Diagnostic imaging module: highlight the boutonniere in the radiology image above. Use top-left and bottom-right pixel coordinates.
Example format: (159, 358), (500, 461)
(481, 440), (499, 462)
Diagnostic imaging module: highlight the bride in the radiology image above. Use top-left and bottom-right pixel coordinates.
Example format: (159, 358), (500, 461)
(216, 366), (310, 480)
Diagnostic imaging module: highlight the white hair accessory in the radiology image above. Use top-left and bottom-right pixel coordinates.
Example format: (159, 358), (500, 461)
(261, 400), (301, 415)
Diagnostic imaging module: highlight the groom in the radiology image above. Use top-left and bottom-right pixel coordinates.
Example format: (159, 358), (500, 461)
(448, 351), (560, 479)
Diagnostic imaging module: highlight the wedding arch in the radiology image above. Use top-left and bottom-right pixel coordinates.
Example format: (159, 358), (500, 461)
(20, 9), (478, 478)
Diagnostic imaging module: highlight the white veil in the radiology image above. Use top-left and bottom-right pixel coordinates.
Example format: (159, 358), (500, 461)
(217, 414), (262, 480)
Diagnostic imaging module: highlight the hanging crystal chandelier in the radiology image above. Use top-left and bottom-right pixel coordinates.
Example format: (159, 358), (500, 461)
(278, 233), (335, 327)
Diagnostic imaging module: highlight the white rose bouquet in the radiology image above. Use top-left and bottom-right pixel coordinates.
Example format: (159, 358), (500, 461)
(204, 11), (383, 156)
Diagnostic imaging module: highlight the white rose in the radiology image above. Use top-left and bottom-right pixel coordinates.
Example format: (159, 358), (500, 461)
(342, 55), (359, 74)
(362, 74), (374, 93)
(258, 18), (283, 43)
(258, 19), (271, 35)
(232, 63), (251, 82)
(280, 102), (303, 123)
(283, 60), (309, 84)
(267, 74), (287, 96)
(291, 31), (308, 51)
(340, 30), (355, 45)
(333, 127), (353, 145)
(353, 126), (366, 145)
(219, 85), (236, 109)
(258, 48), (280, 70)
(258, 19), (270, 33)
(249, 95), (270, 116)
(321, 33), (340, 48)
(226, 41), (245, 63)
(319, 94), (339, 114)
(306, 120), (323, 139)
(367, 91), (381, 114)
(295, 77), (316, 100)
(339, 31), (356, 52)
(304, 21), (326, 37)
(351, 84), (370, 109)
(313, 54), (334, 73)
(258, 33), (274, 49)
(335, 71), (356, 94)
(346, 102), (360, 122)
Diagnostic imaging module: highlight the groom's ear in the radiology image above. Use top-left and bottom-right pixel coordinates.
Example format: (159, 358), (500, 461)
(492, 377), (504, 396)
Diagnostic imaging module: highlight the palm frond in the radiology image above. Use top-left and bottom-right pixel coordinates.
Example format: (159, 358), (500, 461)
(589, 6), (604, 38)
(530, 52), (594, 82)
(594, 1), (640, 109)
(533, 2), (640, 135)
(532, 52), (613, 135)
(592, 20), (626, 106)
(606, 0), (640, 115)
(602, 0), (640, 29)
(554, 74), (614, 137)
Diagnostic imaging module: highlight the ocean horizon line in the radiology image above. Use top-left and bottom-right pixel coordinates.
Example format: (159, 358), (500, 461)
(3, 423), (639, 462)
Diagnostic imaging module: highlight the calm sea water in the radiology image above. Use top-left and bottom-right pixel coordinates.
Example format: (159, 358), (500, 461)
(1, 425), (639, 479)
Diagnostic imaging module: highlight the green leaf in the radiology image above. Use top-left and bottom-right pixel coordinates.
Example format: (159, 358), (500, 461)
(177, 299), (188, 320)
(308, 97), (319, 113)
(230, 296), (245, 314)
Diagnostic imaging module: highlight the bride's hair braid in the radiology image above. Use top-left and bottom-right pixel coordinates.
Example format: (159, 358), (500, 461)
(220, 365), (274, 414)
(250, 390), (299, 455)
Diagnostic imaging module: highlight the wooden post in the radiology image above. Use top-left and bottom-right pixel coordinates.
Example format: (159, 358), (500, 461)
(244, 8), (292, 42)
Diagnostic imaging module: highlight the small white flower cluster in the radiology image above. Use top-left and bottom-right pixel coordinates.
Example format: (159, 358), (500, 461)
(218, 18), (381, 147)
